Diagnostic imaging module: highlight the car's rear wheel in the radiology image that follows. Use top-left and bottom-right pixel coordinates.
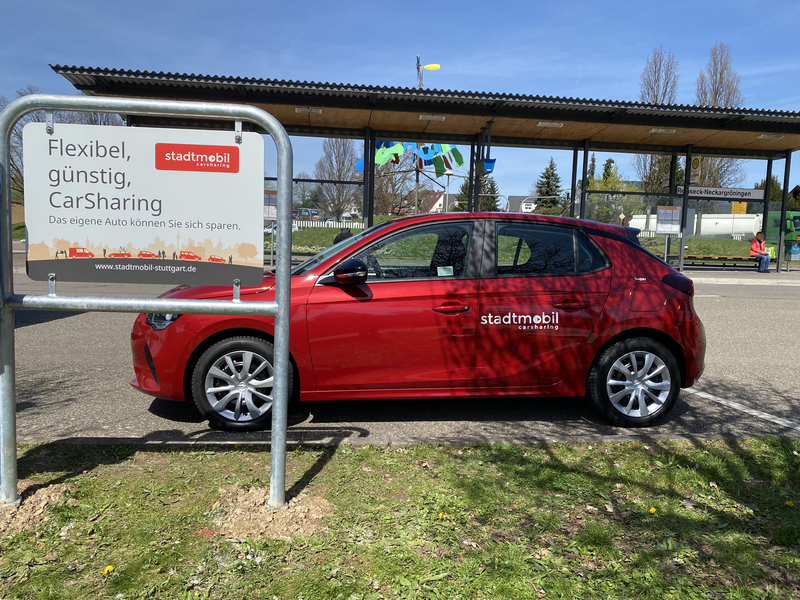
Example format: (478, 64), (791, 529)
(191, 336), (293, 431)
(588, 338), (680, 427)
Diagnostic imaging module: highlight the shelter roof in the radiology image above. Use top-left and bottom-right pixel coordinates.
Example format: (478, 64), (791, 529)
(52, 65), (800, 158)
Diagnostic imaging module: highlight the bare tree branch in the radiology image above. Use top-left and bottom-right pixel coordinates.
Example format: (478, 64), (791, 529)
(313, 138), (362, 219)
(634, 46), (679, 193)
(2, 86), (124, 196)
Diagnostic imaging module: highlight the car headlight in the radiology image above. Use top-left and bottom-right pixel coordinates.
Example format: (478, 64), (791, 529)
(145, 313), (181, 330)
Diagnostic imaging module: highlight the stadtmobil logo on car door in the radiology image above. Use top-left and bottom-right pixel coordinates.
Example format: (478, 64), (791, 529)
(155, 144), (240, 173)
(23, 124), (264, 286)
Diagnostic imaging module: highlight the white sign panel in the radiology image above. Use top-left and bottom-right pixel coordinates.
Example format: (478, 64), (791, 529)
(656, 205), (681, 234)
(23, 123), (265, 285)
(675, 186), (765, 201)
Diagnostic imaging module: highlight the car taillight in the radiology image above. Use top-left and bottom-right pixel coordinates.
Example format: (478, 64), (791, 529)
(661, 273), (694, 296)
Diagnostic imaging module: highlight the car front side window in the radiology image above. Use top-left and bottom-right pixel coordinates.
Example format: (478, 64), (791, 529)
(353, 222), (473, 280)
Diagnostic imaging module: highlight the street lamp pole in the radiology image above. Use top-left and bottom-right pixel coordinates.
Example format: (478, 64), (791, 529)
(415, 56), (440, 214)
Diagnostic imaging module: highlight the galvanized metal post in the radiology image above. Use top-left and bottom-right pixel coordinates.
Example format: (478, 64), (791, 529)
(0, 95), (293, 509)
(0, 106), (19, 507)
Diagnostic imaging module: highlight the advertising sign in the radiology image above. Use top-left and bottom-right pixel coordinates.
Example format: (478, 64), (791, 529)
(656, 205), (681, 234)
(22, 123), (265, 285)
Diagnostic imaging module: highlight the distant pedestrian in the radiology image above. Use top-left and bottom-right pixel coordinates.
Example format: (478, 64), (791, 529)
(103, 248), (107, 258)
(228, 255), (233, 264)
(333, 227), (352, 244)
(750, 231), (771, 273)
(172, 251), (177, 260)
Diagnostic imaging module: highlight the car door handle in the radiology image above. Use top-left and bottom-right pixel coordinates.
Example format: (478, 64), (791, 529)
(432, 303), (470, 314)
(552, 300), (589, 311)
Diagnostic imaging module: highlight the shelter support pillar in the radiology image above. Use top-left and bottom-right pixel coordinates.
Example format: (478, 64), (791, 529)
(679, 146), (692, 272)
(362, 128), (375, 227)
(667, 153), (678, 258)
(467, 141), (475, 213)
(763, 159), (773, 234)
(579, 139), (589, 219)
(570, 148), (578, 218)
(777, 151), (792, 272)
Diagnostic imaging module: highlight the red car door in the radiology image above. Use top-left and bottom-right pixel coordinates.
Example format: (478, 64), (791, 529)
(476, 221), (611, 389)
(306, 221), (479, 391)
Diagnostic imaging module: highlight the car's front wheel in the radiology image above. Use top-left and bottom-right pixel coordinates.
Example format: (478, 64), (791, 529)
(588, 338), (680, 427)
(191, 336), (293, 431)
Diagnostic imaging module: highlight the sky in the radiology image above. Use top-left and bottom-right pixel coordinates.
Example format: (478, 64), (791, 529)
(3, 0), (800, 202)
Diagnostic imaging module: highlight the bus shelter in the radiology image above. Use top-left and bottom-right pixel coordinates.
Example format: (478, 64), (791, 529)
(51, 65), (800, 271)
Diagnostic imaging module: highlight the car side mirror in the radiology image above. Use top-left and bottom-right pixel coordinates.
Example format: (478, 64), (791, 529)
(333, 259), (368, 285)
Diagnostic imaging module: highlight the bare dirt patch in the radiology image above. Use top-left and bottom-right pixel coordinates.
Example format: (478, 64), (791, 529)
(0, 479), (68, 536)
(213, 486), (333, 540)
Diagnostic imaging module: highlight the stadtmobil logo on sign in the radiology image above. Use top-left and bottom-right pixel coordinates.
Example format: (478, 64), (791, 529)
(155, 143), (240, 173)
(22, 123), (264, 286)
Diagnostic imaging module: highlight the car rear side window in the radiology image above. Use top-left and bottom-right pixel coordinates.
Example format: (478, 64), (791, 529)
(496, 222), (574, 276)
(577, 231), (608, 273)
(353, 222), (473, 280)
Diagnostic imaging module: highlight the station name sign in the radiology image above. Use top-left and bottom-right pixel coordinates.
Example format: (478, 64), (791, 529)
(23, 124), (265, 286)
(675, 186), (765, 201)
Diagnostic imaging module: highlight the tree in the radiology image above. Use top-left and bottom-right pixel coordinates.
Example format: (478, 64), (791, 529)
(633, 46), (679, 193)
(453, 167), (500, 212)
(695, 43), (746, 189)
(313, 138), (362, 220)
(373, 150), (419, 215)
(531, 158), (563, 209)
(693, 43), (746, 233)
(754, 175), (783, 206)
(293, 171), (317, 207)
(585, 159), (642, 225)
(236, 242), (258, 263)
(1, 85), (124, 196)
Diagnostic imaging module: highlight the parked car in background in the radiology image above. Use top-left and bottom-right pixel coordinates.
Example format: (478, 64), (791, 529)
(264, 222), (299, 235)
(179, 251), (202, 261)
(131, 213), (705, 431)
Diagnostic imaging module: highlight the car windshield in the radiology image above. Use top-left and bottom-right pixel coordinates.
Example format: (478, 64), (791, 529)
(292, 221), (393, 276)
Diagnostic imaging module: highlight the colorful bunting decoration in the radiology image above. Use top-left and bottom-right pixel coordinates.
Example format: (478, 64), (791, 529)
(355, 141), (466, 175)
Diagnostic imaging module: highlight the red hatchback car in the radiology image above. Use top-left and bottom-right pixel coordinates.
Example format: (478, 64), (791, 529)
(131, 213), (705, 430)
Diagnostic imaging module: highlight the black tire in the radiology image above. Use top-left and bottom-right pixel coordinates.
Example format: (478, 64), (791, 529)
(191, 336), (294, 431)
(588, 337), (680, 427)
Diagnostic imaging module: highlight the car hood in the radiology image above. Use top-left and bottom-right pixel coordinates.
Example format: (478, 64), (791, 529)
(157, 273), (277, 301)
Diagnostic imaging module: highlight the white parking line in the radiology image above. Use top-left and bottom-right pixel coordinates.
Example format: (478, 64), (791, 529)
(684, 387), (800, 431)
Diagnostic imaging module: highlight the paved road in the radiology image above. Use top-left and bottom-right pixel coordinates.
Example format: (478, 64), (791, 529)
(8, 245), (800, 447)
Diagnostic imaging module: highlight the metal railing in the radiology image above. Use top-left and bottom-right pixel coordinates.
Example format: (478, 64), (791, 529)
(1, 95), (293, 509)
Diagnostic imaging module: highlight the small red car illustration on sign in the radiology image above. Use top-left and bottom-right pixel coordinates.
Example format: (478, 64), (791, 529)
(207, 255), (226, 263)
(179, 251), (202, 261)
(108, 251), (132, 258)
(137, 250), (158, 259)
(68, 247), (94, 258)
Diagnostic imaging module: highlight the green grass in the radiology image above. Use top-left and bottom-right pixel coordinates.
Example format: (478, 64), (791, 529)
(2, 438), (799, 599)
(639, 235), (761, 259)
(12, 222), (25, 240)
